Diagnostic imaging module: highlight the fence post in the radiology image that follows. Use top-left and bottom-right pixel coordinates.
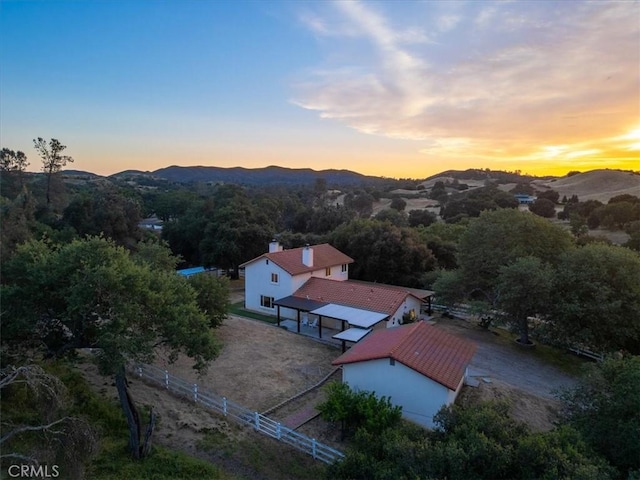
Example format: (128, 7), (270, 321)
(164, 370), (169, 389)
(312, 438), (317, 459)
(137, 366), (142, 378)
(276, 422), (281, 440)
(254, 412), (260, 431)
(193, 384), (198, 403)
(222, 397), (227, 416)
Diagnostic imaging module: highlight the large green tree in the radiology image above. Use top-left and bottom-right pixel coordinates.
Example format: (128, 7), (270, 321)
(549, 244), (640, 353)
(344, 191), (375, 218)
(559, 355), (640, 477)
(62, 188), (142, 246)
(436, 209), (573, 314)
(495, 256), (554, 345)
(188, 273), (230, 329)
(330, 218), (436, 287)
(1, 237), (221, 458)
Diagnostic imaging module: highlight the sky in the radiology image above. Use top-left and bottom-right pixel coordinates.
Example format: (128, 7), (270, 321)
(1, 0), (638, 179)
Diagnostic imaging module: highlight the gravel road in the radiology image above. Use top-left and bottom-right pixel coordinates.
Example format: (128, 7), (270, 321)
(434, 316), (578, 399)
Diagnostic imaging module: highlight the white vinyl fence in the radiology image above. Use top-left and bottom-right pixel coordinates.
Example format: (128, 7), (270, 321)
(130, 363), (344, 465)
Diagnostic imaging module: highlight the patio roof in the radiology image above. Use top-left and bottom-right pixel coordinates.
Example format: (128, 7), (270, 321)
(310, 304), (388, 328)
(332, 328), (372, 343)
(273, 295), (327, 311)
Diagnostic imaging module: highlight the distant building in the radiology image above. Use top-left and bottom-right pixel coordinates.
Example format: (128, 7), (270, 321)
(138, 216), (163, 231)
(514, 194), (536, 204)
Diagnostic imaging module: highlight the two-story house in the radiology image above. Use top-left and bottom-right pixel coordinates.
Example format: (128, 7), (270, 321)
(242, 242), (434, 345)
(241, 241), (354, 314)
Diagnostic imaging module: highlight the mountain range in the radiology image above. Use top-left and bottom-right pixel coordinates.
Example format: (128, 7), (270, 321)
(58, 165), (639, 200)
(103, 165), (385, 186)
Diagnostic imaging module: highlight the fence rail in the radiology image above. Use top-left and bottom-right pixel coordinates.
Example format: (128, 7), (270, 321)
(130, 363), (344, 465)
(432, 303), (604, 361)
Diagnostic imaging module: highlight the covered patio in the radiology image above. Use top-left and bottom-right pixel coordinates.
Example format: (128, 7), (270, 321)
(274, 296), (387, 351)
(273, 295), (327, 333)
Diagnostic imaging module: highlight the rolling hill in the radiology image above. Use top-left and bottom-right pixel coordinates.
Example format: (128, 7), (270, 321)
(149, 165), (383, 186)
(533, 170), (640, 202)
(55, 165), (638, 204)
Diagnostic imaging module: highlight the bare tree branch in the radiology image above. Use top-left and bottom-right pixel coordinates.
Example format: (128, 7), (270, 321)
(0, 417), (70, 445)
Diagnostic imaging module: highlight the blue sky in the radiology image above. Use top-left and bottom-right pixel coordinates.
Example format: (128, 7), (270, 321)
(1, 1), (638, 178)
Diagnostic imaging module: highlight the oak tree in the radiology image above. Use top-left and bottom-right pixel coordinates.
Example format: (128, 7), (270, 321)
(1, 237), (221, 458)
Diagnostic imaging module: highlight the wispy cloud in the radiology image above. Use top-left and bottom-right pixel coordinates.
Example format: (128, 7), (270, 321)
(292, 0), (639, 167)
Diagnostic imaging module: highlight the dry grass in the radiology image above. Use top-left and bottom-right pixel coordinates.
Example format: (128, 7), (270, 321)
(77, 316), (340, 479)
(153, 315), (340, 412)
(457, 381), (561, 432)
(534, 169), (640, 202)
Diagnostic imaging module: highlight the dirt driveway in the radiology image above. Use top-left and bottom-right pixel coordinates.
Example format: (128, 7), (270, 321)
(433, 315), (578, 398)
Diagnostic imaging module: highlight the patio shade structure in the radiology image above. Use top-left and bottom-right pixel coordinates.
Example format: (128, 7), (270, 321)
(332, 327), (372, 352)
(273, 295), (327, 333)
(309, 304), (388, 340)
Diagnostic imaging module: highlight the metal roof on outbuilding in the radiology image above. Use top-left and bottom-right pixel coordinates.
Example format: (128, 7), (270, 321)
(310, 304), (388, 328)
(332, 328), (372, 343)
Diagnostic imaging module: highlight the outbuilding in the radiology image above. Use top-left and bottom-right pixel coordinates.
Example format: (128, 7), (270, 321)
(332, 321), (476, 428)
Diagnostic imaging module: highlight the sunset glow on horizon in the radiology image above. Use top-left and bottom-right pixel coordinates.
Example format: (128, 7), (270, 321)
(1, 1), (638, 180)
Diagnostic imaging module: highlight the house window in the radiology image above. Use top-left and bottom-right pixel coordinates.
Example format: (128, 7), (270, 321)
(271, 273), (278, 284)
(390, 358), (395, 366)
(325, 267), (331, 276)
(260, 295), (274, 309)
(341, 264), (348, 273)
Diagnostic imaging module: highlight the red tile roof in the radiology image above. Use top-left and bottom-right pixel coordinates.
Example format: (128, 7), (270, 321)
(293, 277), (422, 316)
(332, 321), (477, 390)
(241, 244), (353, 276)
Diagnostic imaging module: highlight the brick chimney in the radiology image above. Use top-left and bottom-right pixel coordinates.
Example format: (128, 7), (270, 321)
(269, 240), (282, 253)
(302, 244), (313, 267)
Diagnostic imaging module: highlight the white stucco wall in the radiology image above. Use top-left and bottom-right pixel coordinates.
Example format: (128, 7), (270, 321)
(386, 296), (423, 328)
(342, 358), (455, 428)
(244, 259), (295, 313)
(244, 256), (349, 316)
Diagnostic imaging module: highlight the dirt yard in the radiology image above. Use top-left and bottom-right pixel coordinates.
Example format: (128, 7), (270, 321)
(151, 315), (340, 412)
(77, 310), (582, 477)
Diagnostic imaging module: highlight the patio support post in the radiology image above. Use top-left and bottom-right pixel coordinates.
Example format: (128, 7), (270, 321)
(277, 305), (281, 326)
(319, 316), (322, 339)
(297, 309), (301, 333)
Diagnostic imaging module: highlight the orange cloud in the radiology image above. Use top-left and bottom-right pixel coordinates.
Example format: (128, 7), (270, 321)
(294, 1), (639, 177)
